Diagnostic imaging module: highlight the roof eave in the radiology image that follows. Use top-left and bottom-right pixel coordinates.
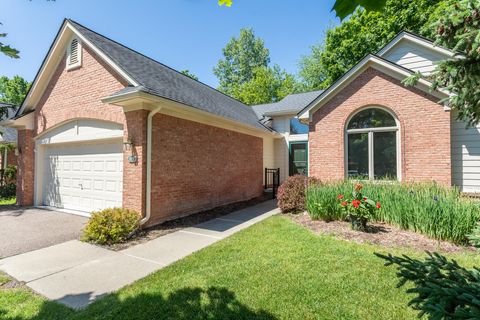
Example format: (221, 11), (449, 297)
(103, 90), (281, 138)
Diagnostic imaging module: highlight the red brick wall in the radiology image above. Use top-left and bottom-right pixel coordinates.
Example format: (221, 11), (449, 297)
(17, 44), (130, 207)
(123, 110), (148, 214)
(16, 129), (35, 206)
(34, 45), (127, 135)
(147, 114), (263, 225)
(309, 67), (451, 185)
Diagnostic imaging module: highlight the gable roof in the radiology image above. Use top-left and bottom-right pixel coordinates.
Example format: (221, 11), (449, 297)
(17, 19), (268, 132)
(252, 90), (324, 118)
(0, 103), (18, 143)
(377, 30), (457, 58)
(68, 20), (267, 131)
(298, 31), (453, 119)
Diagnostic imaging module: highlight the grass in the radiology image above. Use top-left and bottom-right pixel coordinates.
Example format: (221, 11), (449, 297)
(1, 216), (480, 320)
(307, 181), (480, 243)
(0, 197), (16, 205)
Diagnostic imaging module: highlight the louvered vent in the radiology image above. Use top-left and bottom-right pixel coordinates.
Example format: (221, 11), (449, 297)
(66, 37), (81, 69)
(69, 39), (79, 65)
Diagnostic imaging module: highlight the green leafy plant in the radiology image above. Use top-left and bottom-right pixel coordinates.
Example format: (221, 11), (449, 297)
(337, 182), (381, 231)
(277, 175), (319, 214)
(0, 183), (15, 199)
(307, 181), (480, 243)
(467, 222), (480, 248)
(376, 251), (480, 319)
(82, 208), (141, 245)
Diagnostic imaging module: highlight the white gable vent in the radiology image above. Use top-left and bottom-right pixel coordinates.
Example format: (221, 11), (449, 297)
(66, 37), (82, 70)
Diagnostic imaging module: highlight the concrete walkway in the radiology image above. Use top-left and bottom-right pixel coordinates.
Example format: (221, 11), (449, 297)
(0, 200), (279, 309)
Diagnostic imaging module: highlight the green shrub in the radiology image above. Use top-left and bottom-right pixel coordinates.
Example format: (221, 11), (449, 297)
(307, 181), (480, 243)
(467, 222), (480, 248)
(0, 183), (16, 199)
(277, 175), (319, 213)
(82, 208), (141, 245)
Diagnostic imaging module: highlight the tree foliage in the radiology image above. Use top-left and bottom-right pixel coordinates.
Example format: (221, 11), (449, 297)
(417, 0), (480, 126)
(214, 28), (270, 96)
(218, 0), (387, 21)
(232, 65), (295, 105)
(376, 251), (480, 319)
(0, 75), (31, 106)
(180, 69), (199, 81)
(0, 23), (19, 59)
(299, 0), (447, 90)
(214, 28), (295, 105)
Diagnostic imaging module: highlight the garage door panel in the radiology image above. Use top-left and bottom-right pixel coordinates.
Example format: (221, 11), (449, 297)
(43, 142), (123, 215)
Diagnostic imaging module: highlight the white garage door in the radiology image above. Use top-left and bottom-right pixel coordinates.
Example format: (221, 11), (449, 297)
(43, 141), (123, 214)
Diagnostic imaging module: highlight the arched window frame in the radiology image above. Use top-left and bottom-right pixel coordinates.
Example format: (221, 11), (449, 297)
(344, 106), (401, 181)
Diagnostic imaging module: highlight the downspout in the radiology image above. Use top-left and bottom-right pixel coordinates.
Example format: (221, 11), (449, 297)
(140, 106), (162, 226)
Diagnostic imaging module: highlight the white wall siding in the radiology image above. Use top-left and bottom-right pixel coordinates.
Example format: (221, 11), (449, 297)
(263, 136), (275, 172)
(384, 42), (448, 75)
(451, 113), (480, 193)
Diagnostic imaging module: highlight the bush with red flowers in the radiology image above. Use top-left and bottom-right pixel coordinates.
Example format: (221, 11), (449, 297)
(338, 183), (380, 231)
(277, 175), (320, 213)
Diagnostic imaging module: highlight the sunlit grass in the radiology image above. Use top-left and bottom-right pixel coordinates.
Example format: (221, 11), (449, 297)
(1, 216), (480, 319)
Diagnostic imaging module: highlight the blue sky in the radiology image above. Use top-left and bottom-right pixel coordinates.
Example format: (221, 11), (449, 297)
(1, 0), (338, 87)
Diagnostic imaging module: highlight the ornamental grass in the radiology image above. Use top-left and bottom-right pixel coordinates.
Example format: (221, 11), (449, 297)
(306, 181), (480, 244)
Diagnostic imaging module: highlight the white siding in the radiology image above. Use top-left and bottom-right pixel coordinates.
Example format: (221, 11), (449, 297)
(263, 136), (275, 172)
(451, 113), (480, 193)
(384, 42), (448, 75)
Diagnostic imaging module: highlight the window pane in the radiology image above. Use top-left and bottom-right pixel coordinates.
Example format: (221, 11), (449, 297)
(374, 131), (397, 179)
(290, 118), (309, 135)
(348, 133), (369, 179)
(290, 143), (308, 176)
(348, 108), (396, 129)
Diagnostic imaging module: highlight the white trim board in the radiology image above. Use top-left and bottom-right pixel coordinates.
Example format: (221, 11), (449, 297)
(377, 31), (456, 58)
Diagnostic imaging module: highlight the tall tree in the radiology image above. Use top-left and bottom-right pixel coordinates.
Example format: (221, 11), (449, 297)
(299, 0), (447, 90)
(214, 28), (270, 97)
(0, 75), (31, 106)
(214, 28), (295, 105)
(233, 65), (296, 106)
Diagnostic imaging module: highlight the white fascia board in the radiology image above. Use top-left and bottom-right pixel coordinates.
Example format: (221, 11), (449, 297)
(298, 55), (450, 120)
(378, 32), (456, 58)
(19, 21), (138, 117)
(2, 112), (34, 130)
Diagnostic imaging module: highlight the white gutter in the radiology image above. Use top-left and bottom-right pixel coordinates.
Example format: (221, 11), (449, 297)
(140, 106), (162, 226)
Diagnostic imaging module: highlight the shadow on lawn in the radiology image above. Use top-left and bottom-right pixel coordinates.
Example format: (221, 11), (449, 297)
(1, 287), (277, 320)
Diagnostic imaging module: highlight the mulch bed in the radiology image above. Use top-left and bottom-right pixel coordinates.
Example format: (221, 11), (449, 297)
(104, 194), (272, 251)
(290, 212), (476, 253)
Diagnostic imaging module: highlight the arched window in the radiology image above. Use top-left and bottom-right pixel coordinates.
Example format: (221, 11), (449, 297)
(346, 108), (399, 180)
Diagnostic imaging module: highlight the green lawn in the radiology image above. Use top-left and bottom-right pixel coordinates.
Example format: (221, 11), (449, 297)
(1, 215), (479, 320)
(0, 197), (16, 205)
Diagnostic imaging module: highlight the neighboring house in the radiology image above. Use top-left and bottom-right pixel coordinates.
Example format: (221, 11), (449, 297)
(5, 19), (479, 226)
(0, 102), (18, 170)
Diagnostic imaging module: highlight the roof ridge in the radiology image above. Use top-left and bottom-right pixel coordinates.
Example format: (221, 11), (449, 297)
(67, 19), (251, 109)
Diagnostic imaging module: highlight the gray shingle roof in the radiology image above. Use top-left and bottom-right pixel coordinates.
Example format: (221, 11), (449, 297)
(0, 103), (18, 143)
(252, 90), (324, 118)
(68, 20), (268, 131)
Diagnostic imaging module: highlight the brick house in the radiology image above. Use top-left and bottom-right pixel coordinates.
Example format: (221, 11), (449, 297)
(6, 20), (479, 226)
(0, 103), (18, 173)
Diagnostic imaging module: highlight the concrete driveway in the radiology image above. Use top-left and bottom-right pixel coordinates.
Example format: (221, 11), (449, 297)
(0, 207), (88, 258)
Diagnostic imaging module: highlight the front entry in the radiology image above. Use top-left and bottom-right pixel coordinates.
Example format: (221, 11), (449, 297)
(289, 141), (308, 176)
